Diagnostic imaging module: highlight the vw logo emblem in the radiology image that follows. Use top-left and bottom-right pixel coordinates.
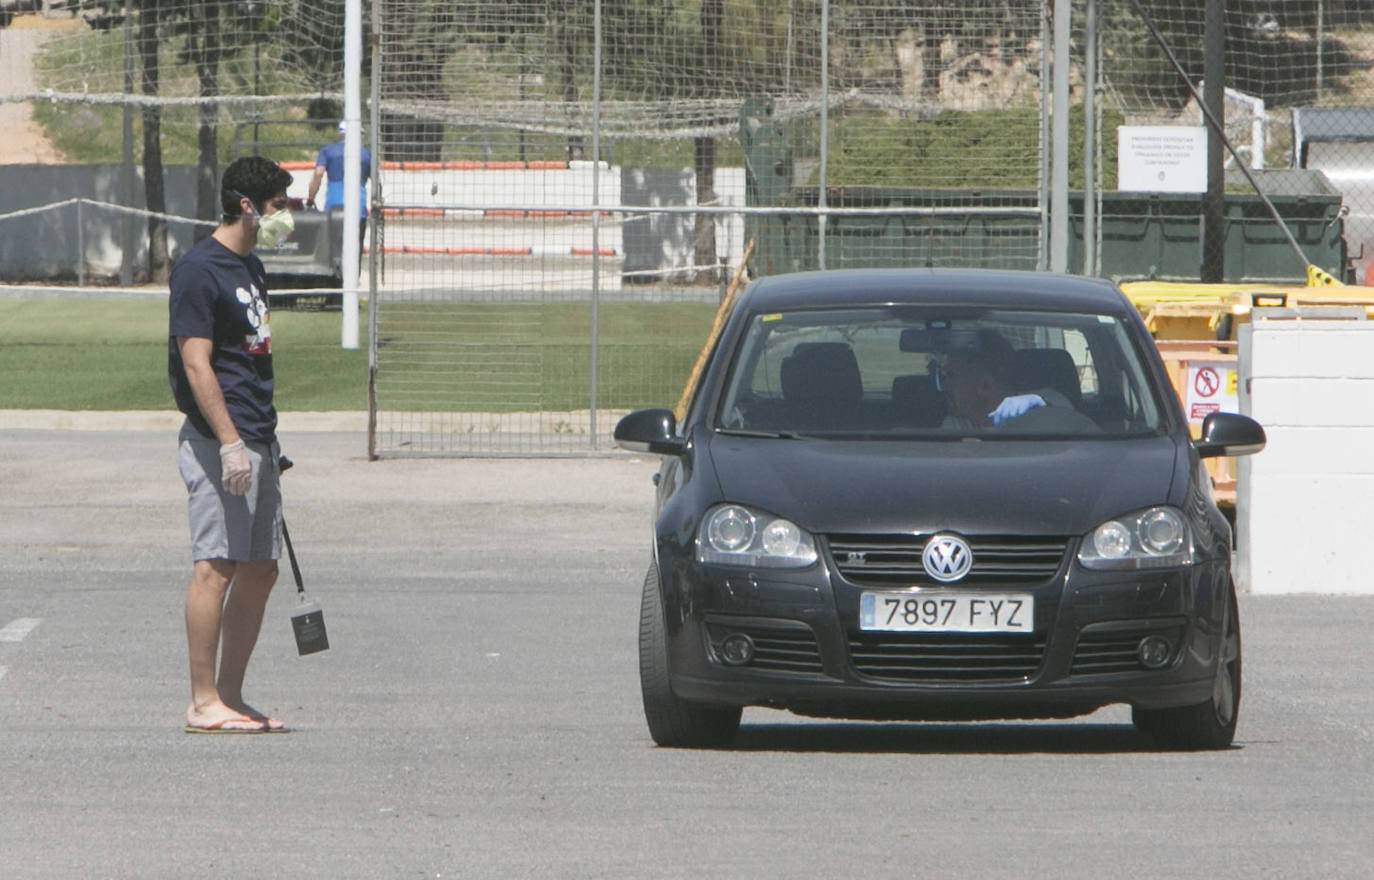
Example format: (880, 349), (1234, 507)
(922, 534), (973, 583)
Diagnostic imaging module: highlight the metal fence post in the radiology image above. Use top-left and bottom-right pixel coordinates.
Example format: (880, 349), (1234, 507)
(1050, 0), (1070, 273)
(76, 200), (85, 288)
(1082, 0), (1098, 277)
(589, 0), (603, 450)
(817, 0), (829, 271)
(1201, 0), (1225, 283)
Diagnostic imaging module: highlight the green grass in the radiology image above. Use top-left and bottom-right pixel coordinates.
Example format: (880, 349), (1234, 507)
(825, 106), (1123, 190)
(373, 301), (717, 412)
(0, 298), (717, 413)
(0, 299), (369, 411)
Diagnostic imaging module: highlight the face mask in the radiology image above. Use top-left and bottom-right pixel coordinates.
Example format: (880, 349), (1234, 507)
(256, 208), (295, 249)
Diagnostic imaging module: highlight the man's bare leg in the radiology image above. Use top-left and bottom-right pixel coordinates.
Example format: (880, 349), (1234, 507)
(185, 559), (263, 730)
(215, 560), (283, 728)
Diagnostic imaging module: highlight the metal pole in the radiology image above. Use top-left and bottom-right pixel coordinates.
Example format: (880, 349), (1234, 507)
(1316, 0), (1324, 103)
(817, 0), (829, 270)
(1037, 8), (1049, 272)
(367, 0), (381, 460)
(77, 200), (85, 287)
(784, 0), (793, 93)
(341, 0), (362, 349)
(1081, 0), (1097, 277)
(1201, 0), (1225, 283)
(1050, 0), (1070, 273)
(120, 0), (134, 287)
(253, 42), (261, 152)
(589, 0), (602, 449)
(1094, 32), (1104, 275)
(1129, 0), (1309, 270)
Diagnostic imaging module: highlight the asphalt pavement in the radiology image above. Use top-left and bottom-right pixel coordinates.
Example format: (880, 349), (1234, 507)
(1, 426), (1371, 879)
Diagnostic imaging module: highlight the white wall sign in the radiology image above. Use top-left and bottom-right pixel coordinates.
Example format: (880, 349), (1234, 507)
(1117, 125), (1208, 193)
(1183, 360), (1239, 423)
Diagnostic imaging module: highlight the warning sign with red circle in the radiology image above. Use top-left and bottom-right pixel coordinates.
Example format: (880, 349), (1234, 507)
(1194, 367), (1220, 398)
(1184, 362), (1238, 423)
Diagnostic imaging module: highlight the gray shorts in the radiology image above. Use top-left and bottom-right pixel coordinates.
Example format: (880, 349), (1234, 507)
(177, 421), (282, 562)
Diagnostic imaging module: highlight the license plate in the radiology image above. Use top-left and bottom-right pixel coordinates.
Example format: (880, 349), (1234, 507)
(859, 591), (1034, 634)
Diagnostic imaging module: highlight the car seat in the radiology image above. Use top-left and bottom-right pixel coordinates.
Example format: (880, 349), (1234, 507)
(1013, 348), (1082, 407)
(779, 342), (863, 430)
(890, 373), (948, 428)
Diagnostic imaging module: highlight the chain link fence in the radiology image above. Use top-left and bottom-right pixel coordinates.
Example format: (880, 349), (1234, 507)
(366, 0), (1051, 454)
(3, 2), (1374, 453)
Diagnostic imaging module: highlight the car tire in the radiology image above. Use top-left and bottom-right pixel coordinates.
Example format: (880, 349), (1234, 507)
(1133, 584), (1241, 750)
(639, 562), (741, 748)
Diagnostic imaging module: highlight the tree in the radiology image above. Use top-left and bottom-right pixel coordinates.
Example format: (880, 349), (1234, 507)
(594, 0), (804, 282)
(72, 0), (182, 275)
(372, 0), (548, 161)
(137, 0), (170, 281)
(692, 0), (722, 284)
(1099, 0), (1358, 111)
(83, 0), (257, 243)
(182, 0), (226, 234)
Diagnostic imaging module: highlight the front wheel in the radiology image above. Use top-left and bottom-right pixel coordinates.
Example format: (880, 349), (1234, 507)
(1133, 584), (1241, 750)
(638, 562), (741, 748)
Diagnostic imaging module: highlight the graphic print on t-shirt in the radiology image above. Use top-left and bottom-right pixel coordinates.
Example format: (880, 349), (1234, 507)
(235, 284), (272, 355)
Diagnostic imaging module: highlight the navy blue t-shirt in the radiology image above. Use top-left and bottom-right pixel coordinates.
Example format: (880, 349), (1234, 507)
(168, 236), (277, 444)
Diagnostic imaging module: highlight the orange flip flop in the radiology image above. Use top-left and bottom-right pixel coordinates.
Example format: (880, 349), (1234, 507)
(184, 716), (268, 734)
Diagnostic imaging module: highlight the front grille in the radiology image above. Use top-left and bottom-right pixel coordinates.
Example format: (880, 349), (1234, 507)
(1071, 625), (1186, 676)
(705, 621), (825, 675)
(848, 634), (1047, 682)
(827, 534), (1069, 587)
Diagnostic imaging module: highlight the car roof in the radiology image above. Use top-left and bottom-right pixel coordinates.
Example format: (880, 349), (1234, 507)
(738, 268), (1133, 314)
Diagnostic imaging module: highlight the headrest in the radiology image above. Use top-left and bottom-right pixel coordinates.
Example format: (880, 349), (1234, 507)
(1013, 347), (1081, 405)
(780, 342), (862, 405)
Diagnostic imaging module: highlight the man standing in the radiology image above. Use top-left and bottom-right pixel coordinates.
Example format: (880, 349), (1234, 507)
(307, 120), (371, 257)
(169, 156), (295, 734)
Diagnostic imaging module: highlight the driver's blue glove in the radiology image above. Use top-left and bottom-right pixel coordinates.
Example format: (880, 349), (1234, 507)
(989, 393), (1045, 426)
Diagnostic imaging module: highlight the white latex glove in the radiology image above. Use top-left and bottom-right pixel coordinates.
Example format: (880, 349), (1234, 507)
(219, 440), (252, 495)
(988, 393), (1045, 426)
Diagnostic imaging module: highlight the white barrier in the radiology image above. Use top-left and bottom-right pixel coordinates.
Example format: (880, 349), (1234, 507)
(281, 161), (747, 278)
(379, 160), (621, 210)
(1237, 313), (1374, 594)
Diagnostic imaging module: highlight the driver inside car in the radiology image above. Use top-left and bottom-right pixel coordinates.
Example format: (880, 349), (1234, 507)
(938, 329), (1098, 432)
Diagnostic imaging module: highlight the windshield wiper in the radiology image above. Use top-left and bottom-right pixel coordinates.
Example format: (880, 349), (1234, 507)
(714, 427), (810, 440)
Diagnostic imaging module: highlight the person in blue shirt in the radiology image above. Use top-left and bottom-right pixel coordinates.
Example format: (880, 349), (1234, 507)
(169, 155), (295, 734)
(307, 120), (371, 257)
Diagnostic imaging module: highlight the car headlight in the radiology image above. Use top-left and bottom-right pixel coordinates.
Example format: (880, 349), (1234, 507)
(697, 504), (818, 568)
(1077, 506), (1193, 570)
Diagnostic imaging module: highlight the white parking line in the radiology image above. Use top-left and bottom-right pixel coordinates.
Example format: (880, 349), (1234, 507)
(0, 618), (41, 642)
(0, 666), (7, 682)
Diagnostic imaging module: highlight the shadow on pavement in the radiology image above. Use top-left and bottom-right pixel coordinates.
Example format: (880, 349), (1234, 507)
(727, 721), (1234, 755)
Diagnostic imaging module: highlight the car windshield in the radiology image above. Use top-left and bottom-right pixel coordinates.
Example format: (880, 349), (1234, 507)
(715, 306), (1165, 439)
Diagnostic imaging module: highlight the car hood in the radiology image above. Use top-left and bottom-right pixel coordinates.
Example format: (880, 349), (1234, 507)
(704, 433), (1181, 537)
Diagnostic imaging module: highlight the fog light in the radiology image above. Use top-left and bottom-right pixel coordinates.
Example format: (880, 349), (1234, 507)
(719, 633), (755, 666)
(1137, 636), (1171, 669)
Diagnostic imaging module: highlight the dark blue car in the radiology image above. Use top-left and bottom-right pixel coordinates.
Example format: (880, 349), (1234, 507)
(616, 268), (1265, 749)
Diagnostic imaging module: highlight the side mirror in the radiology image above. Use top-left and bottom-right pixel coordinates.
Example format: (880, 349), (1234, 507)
(614, 408), (687, 456)
(1195, 412), (1266, 458)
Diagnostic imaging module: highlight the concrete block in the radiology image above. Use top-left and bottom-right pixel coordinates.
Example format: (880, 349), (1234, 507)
(1251, 377), (1374, 426)
(1241, 321), (1374, 594)
(1244, 473), (1374, 594)
(1250, 323), (1374, 378)
(1246, 426), (1374, 475)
